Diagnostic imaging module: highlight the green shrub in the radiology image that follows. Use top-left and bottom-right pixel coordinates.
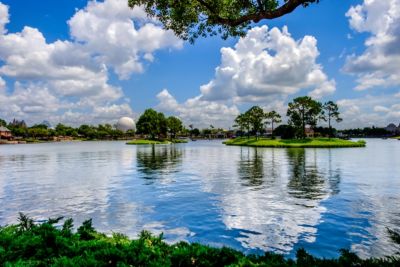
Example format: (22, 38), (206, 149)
(0, 214), (399, 266)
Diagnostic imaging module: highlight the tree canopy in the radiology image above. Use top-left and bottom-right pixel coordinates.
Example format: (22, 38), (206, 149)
(265, 111), (282, 137)
(287, 96), (323, 138)
(136, 108), (167, 139)
(322, 101), (342, 137)
(0, 118), (6, 127)
(166, 116), (183, 139)
(128, 0), (319, 43)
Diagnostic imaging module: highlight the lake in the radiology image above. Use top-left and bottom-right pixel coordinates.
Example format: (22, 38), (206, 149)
(0, 139), (399, 258)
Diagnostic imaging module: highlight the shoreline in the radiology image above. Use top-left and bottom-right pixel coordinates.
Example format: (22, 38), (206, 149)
(223, 137), (366, 148)
(126, 139), (188, 145)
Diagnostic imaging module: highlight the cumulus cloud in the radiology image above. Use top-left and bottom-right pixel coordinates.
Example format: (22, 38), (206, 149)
(68, 0), (182, 80)
(344, 0), (400, 90)
(0, 2), (8, 34)
(200, 26), (335, 102)
(156, 89), (240, 128)
(0, 0), (182, 126)
(337, 93), (400, 128)
(152, 26), (337, 128)
(0, 77), (5, 91)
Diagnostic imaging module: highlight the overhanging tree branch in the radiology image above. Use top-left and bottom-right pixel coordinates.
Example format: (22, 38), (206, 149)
(128, 0), (319, 42)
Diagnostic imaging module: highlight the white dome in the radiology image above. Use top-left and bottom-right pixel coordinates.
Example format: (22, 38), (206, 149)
(116, 117), (136, 132)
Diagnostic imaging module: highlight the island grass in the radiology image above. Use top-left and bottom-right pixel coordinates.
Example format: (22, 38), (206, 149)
(224, 137), (366, 148)
(126, 139), (188, 145)
(0, 214), (398, 266)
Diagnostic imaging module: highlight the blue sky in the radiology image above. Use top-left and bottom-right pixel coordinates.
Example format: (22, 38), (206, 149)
(0, 0), (399, 128)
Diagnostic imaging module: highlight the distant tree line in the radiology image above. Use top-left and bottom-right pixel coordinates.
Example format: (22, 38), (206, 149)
(133, 109), (233, 140)
(233, 96), (342, 139)
(339, 127), (391, 138)
(0, 119), (133, 140)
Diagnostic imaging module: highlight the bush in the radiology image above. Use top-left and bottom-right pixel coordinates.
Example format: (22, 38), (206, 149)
(0, 214), (399, 266)
(273, 125), (296, 139)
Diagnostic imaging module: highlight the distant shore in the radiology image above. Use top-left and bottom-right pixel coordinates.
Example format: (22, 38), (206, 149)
(224, 137), (366, 148)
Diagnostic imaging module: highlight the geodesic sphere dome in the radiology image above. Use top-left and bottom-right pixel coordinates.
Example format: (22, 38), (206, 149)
(116, 117), (136, 132)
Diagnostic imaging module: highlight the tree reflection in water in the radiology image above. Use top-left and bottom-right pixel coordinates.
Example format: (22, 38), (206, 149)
(237, 148), (264, 188)
(327, 149), (341, 196)
(136, 145), (183, 178)
(286, 148), (327, 200)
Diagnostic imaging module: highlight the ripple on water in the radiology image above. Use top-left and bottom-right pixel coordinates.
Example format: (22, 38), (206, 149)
(0, 139), (399, 258)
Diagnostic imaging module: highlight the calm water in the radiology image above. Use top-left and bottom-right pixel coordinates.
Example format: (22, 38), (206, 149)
(0, 139), (399, 258)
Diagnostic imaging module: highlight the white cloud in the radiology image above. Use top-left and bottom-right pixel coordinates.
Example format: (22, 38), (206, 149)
(337, 94), (400, 128)
(308, 80), (336, 99)
(0, 77), (5, 91)
(153, 26), (337, 128)
(156, 89), (240, 129)
(344, 0), (400, 90)
(200, 26), (335, 102)
(0, 2), (8, 34)
(373, 105), (390, 113)
(68, 0), (182, 80)
(0, 0), (182, 126)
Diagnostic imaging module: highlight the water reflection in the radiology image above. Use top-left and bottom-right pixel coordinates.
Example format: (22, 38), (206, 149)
(327, 150), (341, 196)
(286, 149), (326, 201)
(136, 145), (183, 176)
(0, 140), (399, 258)
(238, 148), (264, 188)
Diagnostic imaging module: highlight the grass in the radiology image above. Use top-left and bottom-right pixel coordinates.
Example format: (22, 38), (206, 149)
(126, 139), (188, 145)
(0, 214), (399, 266)
(224, 137), (366, 148)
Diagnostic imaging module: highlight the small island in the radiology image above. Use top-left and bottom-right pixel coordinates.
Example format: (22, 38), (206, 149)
(224, 137), (366, 148)
(225, 97), (366, 148)
(126, 109), (188, 145)
(127, 139), (187, 145)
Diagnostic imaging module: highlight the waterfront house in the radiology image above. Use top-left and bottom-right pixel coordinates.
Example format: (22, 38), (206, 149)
(0, 126), (12, 140)
(305, 127), (315, 138)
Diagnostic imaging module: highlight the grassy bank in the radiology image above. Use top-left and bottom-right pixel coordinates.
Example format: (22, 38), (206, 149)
(0, 214), (399, 266)
(224, 137), (366, 148)
(126, 139), (188, 145)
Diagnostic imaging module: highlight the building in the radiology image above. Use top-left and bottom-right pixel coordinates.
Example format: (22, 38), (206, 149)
(0, 126), (12, 140)
(305, 127), (315, 138)
(385, 123), (400, 134)
(116, 117), (136, 132)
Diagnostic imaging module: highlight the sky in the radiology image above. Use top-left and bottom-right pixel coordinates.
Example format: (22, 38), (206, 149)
(0, 0), (399, 129)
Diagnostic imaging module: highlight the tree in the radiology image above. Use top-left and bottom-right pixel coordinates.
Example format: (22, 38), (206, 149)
(234, 113), (251, 138)
(166, 116), (183, 139)
(265, 111), (281, 138)
(190, 128), (200, 137)
(128, 0), (319, 43)
(322, 101), (342, 138)
(246, 106), (266, 139)
(136, 109), (167, 139)
(273, 124), (296, 139)
(78, 125), (97, 139)
(0, 118), (6, 127)
(286, 96), (322, 139)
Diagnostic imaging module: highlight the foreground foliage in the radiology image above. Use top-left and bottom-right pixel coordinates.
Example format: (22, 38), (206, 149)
(224, 138), (366, 148)
(128, 0), (318, 43)
(1, 214), (399, 266)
